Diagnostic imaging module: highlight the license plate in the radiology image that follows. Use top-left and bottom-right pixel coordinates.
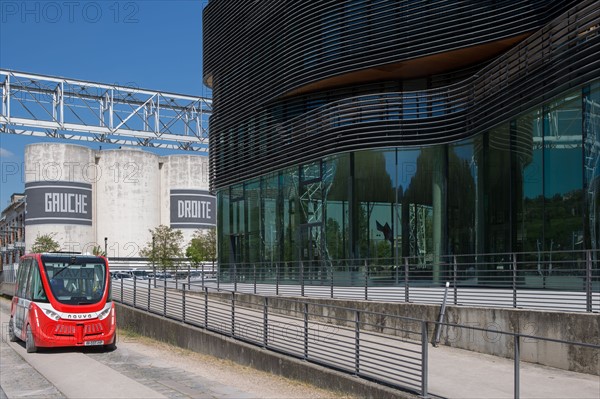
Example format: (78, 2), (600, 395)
(84, 340), (104, 346)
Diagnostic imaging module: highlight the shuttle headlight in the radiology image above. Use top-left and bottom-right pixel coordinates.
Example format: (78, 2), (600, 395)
(41, 308), (61, 321)
(98, 306), (112, 321)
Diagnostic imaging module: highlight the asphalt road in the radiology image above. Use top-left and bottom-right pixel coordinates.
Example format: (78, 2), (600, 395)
(0, 297), (351, 399)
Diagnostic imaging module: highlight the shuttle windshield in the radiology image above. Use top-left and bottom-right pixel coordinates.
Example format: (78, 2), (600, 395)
(42, 255), (107, 305)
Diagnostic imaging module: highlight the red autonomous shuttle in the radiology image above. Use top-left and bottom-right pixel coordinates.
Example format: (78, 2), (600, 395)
(9, 253), (116, 352)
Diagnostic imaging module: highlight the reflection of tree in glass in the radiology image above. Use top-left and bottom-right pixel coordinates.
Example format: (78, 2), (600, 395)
(534, 190), (584, 252)
(329, 151), (395, 259)
(448, 148), (476, 255)
(325, 148), (479, 259)
(325, 218), (344, 260)
(401, 147), (476, 256)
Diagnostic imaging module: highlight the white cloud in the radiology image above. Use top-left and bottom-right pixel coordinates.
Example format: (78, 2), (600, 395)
(0, 147), (14, 158)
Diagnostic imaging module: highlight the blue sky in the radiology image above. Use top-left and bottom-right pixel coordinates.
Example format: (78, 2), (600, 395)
(0, 0), (209, 207)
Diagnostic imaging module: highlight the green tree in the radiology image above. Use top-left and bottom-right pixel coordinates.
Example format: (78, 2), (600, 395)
(30, 233), (60, 253)
(91, 245), (107, 256)
(140, 225), (184, 270)
(186, 228), (217, 267)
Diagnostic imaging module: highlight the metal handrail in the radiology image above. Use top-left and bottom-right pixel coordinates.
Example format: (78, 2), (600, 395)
(108, 249), (600, 313)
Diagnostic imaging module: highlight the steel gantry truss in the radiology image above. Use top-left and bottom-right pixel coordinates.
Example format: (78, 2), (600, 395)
(0, 70), (212, 151)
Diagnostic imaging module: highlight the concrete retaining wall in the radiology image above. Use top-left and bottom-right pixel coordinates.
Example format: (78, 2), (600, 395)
(115, 303), (417, 399)
(0, 282), (15, 297)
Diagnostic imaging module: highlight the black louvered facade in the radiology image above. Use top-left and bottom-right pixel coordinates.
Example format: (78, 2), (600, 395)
(204, 0), (600, 267)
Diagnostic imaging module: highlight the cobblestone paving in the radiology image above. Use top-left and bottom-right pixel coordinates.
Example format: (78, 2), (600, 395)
(87, 347), (258, 399)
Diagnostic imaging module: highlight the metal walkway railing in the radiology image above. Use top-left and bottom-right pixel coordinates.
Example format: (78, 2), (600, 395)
(113, 278), (600, 398)
(110, 249), (600, 313)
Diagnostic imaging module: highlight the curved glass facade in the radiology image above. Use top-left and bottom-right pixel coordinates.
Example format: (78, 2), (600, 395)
(218, 81), (600, 266)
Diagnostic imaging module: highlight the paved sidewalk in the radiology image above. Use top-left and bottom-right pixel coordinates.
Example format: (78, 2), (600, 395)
(427, 343), (599, 398)
(0, 334), (65, 398)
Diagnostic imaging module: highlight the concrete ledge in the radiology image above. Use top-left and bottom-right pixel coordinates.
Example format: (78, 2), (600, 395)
(0, 282), (15, 298)
(115, 303), (418, 399)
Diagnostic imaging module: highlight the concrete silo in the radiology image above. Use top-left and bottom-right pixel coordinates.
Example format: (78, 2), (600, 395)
(24, 143), (96, 253)
(95, 148), (160, 257)
(160, 154), (214, 247)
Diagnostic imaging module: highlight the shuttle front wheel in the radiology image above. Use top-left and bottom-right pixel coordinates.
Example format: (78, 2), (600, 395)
(26, 324), (37, 353)
(8, 318), (18, 342)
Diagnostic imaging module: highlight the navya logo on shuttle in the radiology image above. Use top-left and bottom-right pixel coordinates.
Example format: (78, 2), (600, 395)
(170, 189), (216, 229)
(65, 313), (94, 320)
(25, 181), (93, 226)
